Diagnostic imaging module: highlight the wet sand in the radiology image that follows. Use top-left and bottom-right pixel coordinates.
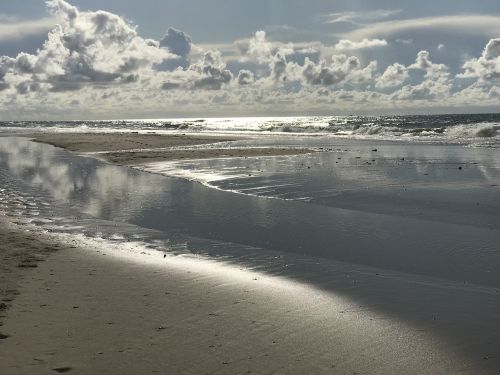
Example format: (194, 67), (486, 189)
(0, 217), (479, 374)
(0, 219), (61, 328)
(31, 132), (238, 153)
(31, 132), (313, 165)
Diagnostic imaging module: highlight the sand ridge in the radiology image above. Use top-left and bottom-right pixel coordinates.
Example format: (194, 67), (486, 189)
(30, 132), (314, 165)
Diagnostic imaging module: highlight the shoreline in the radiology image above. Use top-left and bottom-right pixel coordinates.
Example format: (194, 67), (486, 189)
(29, 132), (314, 165)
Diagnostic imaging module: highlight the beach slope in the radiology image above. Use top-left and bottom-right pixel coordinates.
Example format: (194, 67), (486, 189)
(0, 219), (482, 375)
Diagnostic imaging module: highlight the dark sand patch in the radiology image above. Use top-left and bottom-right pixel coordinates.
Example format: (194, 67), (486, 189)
(0, 218), (60, 327)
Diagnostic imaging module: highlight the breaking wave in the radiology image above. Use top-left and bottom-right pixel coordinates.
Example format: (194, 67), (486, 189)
(1, 114), (500, 146)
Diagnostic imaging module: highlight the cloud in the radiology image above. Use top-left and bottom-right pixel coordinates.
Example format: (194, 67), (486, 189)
(236, 31), (321, 65)
(334, 38), (388, 51)
(161, 50), (234, 90)
(0, 0), (171, 93)
(392, 78), (451, 101)
(16, 80), (41, 94)
(0, 0), (499, 118)
(190, 50), (233, 89)
(232, 31), (377, 88)
(283, 48), (320, 65)
(302, 55), (365, 86)
(0, 17), (57, 41)
(323, 9), (402, 25)
(46, 0), (78, 21)
(343, 15), (500, 40)
(461, 38), (500, 80)
(244, 30), (274, 63)
(391, 51), (452, 100)
(159, 28), (192, 57)
(376, 63), (409, 88)
(237, 69), (254, 85)
(157, 28), (193, 70)
(410, 50), (450, 79)
(161, 81), (181, 90)
(0, 56), (14, 78)
(483, 38), (500, 60)
(269, 51), (290, 82)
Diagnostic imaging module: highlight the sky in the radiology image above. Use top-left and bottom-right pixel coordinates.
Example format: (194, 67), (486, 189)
(0, 0), (500, 119)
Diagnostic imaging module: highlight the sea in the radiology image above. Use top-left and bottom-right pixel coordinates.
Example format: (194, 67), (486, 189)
(1, 113), (500, 146)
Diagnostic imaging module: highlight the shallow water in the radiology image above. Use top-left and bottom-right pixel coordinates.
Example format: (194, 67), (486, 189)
(147, 138), (500, 229)
(1, 136), (500, 371)
(1, 137), (500, 285)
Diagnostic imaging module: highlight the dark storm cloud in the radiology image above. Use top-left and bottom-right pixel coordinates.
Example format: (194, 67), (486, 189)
(160, 28), (192, 57)
(191, 51), (233, 89)
(237, 69), (254, 85)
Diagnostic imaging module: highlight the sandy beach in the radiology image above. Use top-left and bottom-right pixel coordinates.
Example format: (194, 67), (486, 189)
(30, 133), (313, 165)
(0, 217), (480, 375)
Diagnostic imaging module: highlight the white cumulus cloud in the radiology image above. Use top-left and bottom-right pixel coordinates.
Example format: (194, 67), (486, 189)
(461, 38), (500, 80)
(334, 38), (388, 51)
(376, 63), (409, 88)
(0, 0), (172, 93)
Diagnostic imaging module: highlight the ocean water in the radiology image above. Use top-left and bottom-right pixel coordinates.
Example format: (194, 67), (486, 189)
(1, 119), (500, 370)
(1, 113), (500, 147)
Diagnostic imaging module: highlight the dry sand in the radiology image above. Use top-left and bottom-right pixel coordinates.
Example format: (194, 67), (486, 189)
(30, 132), (313, 165)
(0, 217), (480, 374)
